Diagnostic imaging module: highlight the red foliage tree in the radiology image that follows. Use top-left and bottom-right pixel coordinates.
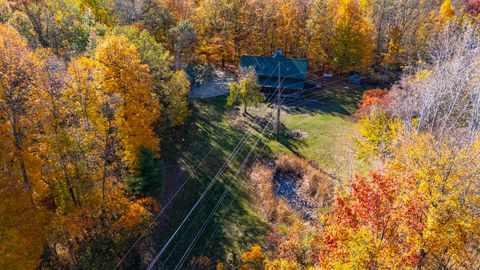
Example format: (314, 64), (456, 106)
(356, 88), (389, 117)
(316, 172), (426, 269)
(463, 0), (480, 16)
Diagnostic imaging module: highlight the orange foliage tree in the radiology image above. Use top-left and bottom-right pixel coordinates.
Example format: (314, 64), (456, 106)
(95, 35), (160, 168)
(317, 172), (425, 269)
(356, 88), (389, 116)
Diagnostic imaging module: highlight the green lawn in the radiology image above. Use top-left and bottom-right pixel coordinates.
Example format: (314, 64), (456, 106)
(147, 80), (372, 268)
(267, 81), (373, 180)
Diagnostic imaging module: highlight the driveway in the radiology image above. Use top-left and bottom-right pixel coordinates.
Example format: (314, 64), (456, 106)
(189, 69), (234, 99)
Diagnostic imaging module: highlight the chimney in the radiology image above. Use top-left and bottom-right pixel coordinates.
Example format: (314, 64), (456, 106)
(273, 49), (283, 58)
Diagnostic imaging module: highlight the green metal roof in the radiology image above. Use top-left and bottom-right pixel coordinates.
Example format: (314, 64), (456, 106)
(258, 77), (305, 91)
(240, 54), (308, 81)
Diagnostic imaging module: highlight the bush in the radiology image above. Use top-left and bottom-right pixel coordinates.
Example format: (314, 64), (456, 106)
(127, 147), (165, 197)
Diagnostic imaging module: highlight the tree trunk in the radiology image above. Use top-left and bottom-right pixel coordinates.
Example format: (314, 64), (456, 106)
(243, 104), (247, 115)
(101, 119), (113, 203)
(48, 90), (79, 206)
(11, 115), (34, 205)
(22, 3), (49, 48)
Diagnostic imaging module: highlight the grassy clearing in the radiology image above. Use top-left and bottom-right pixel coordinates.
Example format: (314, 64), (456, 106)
(150, 80), (373, 268)
(152, 96), (272, 268)
(267, 80), (373, 180)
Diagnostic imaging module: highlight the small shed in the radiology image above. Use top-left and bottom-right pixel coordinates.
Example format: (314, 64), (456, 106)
(240, 50), (308, 91)
(348, 72), (362, 85)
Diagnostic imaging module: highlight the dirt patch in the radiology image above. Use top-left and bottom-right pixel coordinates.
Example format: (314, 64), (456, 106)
(228, 108), (274, 134)
(274, 172), (317, 221)
(287, 129), (308, 140)
(249, 154), (334, 225)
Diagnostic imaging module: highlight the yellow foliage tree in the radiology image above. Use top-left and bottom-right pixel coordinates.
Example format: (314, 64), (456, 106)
(381, 26), (404, 69)
(95, 35), (160, 168)
(163, 70), (190, 126)
(0, 23), (48, 269)
(331, 0), (375, 72)
(0, 24), (40, 197)
(241, 244), (265, 270)
(355, 110), (403, 160)
(264, 259), (301, 270)
(439, 0), (455, 21)
(64, 56), (103, 129)
(388, 134), (480, 268)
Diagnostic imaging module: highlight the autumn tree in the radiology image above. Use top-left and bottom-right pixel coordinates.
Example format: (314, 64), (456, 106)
(64, 56), (103, 129)
(331, 0), (375, 72)
(115, 25), (190, 131)
(62, 56), (105, 204)
(9, 0), (91, 56)
(35, 48), (85, 208)
(0, 24), (39, 196)
(95, 35), (160, 169)
(227, 67), (264, 115)
(439, 0), (455, 21)
(137, 0), (175, 43)
(195, 0), (236, 65)
(168, 20), (196, 69)
(381, 26), (404, 70)
(317, 172), (425, 269)
(159, 0), (197, 22)
(274, 0), (308, 57)
(161, 69), (190, 128)
(355, 110), (403, 160)
(0, 24), (48, 269)
(306, 0), (336, 69)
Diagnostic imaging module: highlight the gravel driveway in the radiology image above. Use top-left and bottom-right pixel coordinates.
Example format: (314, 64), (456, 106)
(189, 69), (234, 99)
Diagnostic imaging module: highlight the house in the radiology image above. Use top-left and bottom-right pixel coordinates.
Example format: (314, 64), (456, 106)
(240, 50), (308, 91)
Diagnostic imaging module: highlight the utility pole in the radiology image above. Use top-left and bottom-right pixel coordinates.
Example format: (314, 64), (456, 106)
(276, 63), (281, 141)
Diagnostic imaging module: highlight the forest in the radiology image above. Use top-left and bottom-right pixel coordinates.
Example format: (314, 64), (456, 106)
(1, 0), (480, 269)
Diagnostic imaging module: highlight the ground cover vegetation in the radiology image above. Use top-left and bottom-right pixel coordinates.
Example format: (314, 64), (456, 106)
(0, 0), (479, 269)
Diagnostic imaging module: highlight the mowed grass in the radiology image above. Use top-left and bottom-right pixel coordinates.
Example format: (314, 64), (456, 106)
(267, 80), (373, 180)
(150, 80), (373, 268)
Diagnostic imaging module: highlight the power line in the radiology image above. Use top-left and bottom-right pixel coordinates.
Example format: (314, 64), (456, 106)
(172, 80), (293, 269)
(173, 104), (277, 270)
(145, 116), (263, 270)
(113, 147), (215, 269)
(144, 67), (371, 269)
(154, 75), (288, 269)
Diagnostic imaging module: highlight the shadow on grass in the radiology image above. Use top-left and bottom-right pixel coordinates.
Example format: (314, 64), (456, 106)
(275, 124), (308, 158)
(145, 95), (273, 269)
(283, 81), (375, 116)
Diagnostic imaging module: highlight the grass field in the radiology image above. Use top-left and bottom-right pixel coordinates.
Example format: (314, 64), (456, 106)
(268, 80), (373, 180)
(148, 80), (373, 268)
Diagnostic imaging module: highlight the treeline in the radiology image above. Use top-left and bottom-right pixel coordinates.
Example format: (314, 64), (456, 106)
(2, 0), (479, 75)
(0, 1), (193, 268)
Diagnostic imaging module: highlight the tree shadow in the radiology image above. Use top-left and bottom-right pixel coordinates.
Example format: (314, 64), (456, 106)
(281, 80), (376, 116)
(148, 95), (274, 269)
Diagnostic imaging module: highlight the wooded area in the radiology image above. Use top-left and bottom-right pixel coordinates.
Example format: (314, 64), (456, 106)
(1, 0), (480, 269)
